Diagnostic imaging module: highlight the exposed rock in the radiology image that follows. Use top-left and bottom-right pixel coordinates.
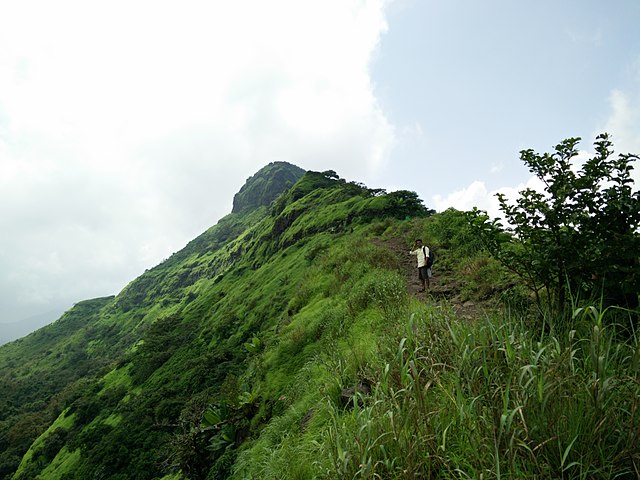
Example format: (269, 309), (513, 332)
(300, 408), (315, 433)
(232, 161), (305, 213)
(340, 380), (372, 408)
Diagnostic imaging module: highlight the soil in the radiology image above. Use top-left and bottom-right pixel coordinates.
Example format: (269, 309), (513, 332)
(374, 237), (488, 321)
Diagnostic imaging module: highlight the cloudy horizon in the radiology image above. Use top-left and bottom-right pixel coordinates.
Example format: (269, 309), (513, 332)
(1, 0), (639, 334)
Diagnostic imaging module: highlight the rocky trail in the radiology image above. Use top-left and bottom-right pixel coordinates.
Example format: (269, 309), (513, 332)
(375, 237), (486, 321)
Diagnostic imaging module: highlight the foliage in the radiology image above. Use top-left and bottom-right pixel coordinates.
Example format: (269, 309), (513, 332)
(1, 162), (638, 480)
(129, 314), (197, 385)
(470, 134), (640, 319)
(320, 305), (640, 479)
(231, 161), (305, 213)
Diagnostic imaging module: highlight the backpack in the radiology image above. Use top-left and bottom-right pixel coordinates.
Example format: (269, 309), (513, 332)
(423, 247), (435, 268)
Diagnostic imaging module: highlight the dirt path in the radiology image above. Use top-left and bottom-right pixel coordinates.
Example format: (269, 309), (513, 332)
(374, 237), (485, 321)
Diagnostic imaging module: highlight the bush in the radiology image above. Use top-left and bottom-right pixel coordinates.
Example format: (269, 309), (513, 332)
(472, 134), (640, 319)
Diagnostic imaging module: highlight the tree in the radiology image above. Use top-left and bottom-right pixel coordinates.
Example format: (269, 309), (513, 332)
(470, 134), (640, 319)
(384, 190), (432, 218)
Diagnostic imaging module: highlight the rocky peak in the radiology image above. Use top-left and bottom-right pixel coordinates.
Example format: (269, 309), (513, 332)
(232, 161), (305, 213)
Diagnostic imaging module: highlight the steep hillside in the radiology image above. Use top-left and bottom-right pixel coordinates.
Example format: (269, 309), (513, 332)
(0, 167), (430, 479)
(2, 165), (638, 480)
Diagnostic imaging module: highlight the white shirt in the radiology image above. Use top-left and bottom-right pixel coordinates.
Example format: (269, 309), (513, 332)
(410, 246), (430, 268)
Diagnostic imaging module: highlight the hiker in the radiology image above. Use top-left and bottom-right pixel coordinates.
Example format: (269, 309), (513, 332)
(410, 239), (432, 292)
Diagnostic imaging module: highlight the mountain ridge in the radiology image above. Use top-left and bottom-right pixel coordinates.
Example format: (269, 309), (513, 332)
(0, 165), (431, 479)
(4, 162), (634, 479)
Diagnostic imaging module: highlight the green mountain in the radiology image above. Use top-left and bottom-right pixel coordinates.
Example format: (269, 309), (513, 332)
(231, 161), (305, 213)
(1, 163), (638, 480)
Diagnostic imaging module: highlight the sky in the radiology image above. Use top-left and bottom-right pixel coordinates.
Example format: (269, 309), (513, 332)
(1, 0), (639, 331)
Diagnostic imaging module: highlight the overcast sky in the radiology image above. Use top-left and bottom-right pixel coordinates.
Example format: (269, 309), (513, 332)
(1, 0), (639, 328)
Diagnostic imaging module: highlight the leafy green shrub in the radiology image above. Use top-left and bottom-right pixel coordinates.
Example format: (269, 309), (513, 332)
(471, 134), (640, 318)
(129, 314), (195, 385)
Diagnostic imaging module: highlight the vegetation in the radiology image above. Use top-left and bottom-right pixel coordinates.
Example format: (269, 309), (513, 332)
(0, 151), (638, 479)
(232, 161), (305, 214)
(470, 134), (640, 322)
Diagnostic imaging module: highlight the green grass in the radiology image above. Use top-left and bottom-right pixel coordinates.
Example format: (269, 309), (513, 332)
(2, 169), (638, 480)
(310, 305), (639, 479)
(35, 447), (81, 480)
(11, 410), (76, 480)
(229, 240), (639, 479)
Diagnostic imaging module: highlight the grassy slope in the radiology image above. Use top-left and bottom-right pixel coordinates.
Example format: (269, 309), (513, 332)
(2, 172), (639, 480)
(229, 213), (640, 480)
(0, 172), (424, 479)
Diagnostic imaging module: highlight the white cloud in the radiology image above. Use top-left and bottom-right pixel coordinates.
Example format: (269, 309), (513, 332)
(0, 0), (393, 323)
(432, 181), (492, 214)
(431, 137), (638, 226)
(490, 163), (503, 174)
(589, 86), (640, 187)
(565, 26), (603, 47)
(602, 90), (640, 163)
(432, 176), (546, 222)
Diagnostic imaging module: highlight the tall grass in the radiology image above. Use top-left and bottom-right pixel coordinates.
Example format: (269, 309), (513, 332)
(323, 303), (640, 479)
(230, 223), (639, 479)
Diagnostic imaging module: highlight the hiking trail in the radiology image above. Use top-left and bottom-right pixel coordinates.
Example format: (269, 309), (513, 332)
(374, 237), (484, 321)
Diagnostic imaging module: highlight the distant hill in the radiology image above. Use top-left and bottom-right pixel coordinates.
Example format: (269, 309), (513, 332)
(0, 308), (67, 346)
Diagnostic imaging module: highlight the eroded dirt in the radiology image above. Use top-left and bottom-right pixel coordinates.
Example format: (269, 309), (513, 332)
(373, 237), (488, 321)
